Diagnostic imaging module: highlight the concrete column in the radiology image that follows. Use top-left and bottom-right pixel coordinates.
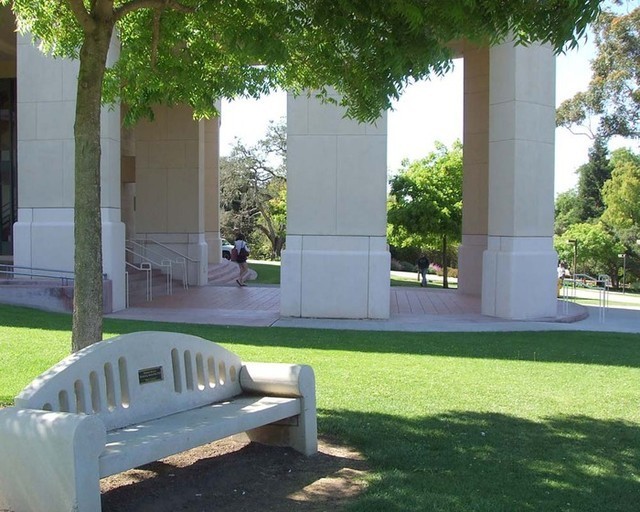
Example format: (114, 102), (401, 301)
(13, 33), (125, 312)
(482, 41), (558, 319)
(458, 44), (489, 296)
(204, 115), (222, 264)
(133, 105), (208, 285)
(281, 91), (390, 319)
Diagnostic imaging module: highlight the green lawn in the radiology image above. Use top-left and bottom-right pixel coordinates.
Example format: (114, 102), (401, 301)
(249, 260), (281, 285)
(2, 304), (639, 511)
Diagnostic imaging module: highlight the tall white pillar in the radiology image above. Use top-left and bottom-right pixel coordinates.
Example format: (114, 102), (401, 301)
(482, 41), (558, 319)
(204, 115), (222, 264)
(133, 105), (208, 285)
(281, 92), (390, 319)
(458, 44), (489, 296)
(13, 34), (125, 312)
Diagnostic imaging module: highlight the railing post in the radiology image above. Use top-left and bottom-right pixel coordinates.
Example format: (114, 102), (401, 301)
(125, 271), (129, 308)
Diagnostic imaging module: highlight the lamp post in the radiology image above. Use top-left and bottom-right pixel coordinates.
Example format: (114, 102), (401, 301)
(568, 239), (578, 291)
(618, 252), (627, 294)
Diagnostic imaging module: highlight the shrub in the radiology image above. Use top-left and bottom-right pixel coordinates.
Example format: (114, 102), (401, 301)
(390, 258), (405, 271)
(401, 261), (417, 272)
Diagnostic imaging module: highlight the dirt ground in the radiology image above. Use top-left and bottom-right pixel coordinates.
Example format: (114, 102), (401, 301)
(100, 436), (370, 512)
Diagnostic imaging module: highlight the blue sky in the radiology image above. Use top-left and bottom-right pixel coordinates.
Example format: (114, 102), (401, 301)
(219, 30), (636, 196)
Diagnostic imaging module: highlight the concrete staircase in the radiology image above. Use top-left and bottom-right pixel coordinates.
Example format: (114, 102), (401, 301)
(207, 260), (257, 285)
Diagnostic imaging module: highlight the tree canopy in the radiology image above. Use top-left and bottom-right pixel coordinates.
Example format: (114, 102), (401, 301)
(4, 0), (603, 349)
(557, 4), (640, 139)
(11, 0), (603, 123)
(602, 147), (640, 242)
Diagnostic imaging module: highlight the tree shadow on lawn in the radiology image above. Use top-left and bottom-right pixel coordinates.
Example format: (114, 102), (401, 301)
(100, 410), (640, 512)
(101, 435), (370, 512)
(321, 409), (640, 512)
(3, 304), (640, 369)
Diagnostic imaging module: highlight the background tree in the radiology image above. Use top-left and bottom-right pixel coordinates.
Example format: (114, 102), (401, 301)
(557, 5), (640, 139)
(388, 141), (463, 288)
(602, 147), (640, 285)
(602, 148), (640, 234)
(555, 222), (625, 286)
(554, 188), (582, 235)
(220, 121), (286, 258)
(574, 135), (612, 221)
(4, 0), (602, 349)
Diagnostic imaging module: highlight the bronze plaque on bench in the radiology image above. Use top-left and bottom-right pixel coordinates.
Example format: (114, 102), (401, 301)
(138, 366), (163, 384)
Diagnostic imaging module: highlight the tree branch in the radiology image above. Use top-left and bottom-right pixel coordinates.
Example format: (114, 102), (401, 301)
(114, 0), (195, 21)
(67, 0), (95, 32)
(151, 9), (160, 69)
(563, 125), (596, 140)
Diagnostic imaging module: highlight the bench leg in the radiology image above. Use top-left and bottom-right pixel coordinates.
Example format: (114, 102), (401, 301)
(0, 408), (106, 512)
(247, 406), (317, 456)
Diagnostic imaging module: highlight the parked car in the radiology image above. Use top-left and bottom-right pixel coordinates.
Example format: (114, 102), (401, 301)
(221, 239), (234, 260)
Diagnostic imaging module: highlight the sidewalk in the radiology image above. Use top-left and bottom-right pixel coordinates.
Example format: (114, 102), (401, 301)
(106, 284), (640, 334)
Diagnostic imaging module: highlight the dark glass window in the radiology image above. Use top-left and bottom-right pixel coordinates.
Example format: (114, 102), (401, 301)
(0, 78), (16, 256)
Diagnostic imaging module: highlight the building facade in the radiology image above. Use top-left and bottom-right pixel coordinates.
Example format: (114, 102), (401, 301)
(1, 6), (559, 320)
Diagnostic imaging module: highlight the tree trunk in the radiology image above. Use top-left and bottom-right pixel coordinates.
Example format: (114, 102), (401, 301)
(442, 234), (449, 289)
(72, 25), (113, 352)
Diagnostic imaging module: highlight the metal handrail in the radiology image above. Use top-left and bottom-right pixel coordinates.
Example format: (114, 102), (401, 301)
(128, 238), (185, 290)
(130, 238), (194, 289)
(125, 247), (172, 298)
(135, 238), (199, 263)
(125, 261), (153, 303)
(0, 264), (106, 285)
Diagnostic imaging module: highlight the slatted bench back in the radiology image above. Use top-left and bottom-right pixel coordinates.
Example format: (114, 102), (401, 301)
(14, 332), (243, 430)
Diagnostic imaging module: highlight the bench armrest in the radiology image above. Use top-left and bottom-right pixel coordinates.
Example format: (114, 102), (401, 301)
(239, 363), (315, 399)
(0, 407), (106, 512)
(239, 363), (317, 455)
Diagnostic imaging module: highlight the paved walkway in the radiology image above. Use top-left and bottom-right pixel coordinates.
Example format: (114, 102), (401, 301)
(107, 284), (640, 333)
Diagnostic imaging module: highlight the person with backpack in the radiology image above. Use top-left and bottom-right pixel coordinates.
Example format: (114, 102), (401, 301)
(417, 254), (430, 287)
(232, 233), (250, 286)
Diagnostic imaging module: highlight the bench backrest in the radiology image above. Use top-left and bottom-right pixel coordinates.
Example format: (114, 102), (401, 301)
(15, 332), (244, 430)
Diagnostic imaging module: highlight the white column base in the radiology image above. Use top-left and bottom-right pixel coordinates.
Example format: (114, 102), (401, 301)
(187, 234), (209, 286)
(281, 235), (390, 319)
(102, 208), (126, 312)
(481, 236), (558, 319)
(205, 231), (223, 264)
(457, 234), (487, 296)
(14, 208), (74, 272)
(137, 232), (208, 286)
(14, 207), (126, 313)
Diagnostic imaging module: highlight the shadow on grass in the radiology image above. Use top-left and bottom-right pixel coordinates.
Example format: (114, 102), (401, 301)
(389, 279), (456, 289)
(2, 304), (640, 369)
(101, 438), (369, 512)
(320, 409), (640, 512)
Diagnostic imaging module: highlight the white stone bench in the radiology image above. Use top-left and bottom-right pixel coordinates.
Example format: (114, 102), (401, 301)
(0, 331), (317, 512)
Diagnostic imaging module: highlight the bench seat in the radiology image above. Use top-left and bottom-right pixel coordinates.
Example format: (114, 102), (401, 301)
(100, 395), (300, 477)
